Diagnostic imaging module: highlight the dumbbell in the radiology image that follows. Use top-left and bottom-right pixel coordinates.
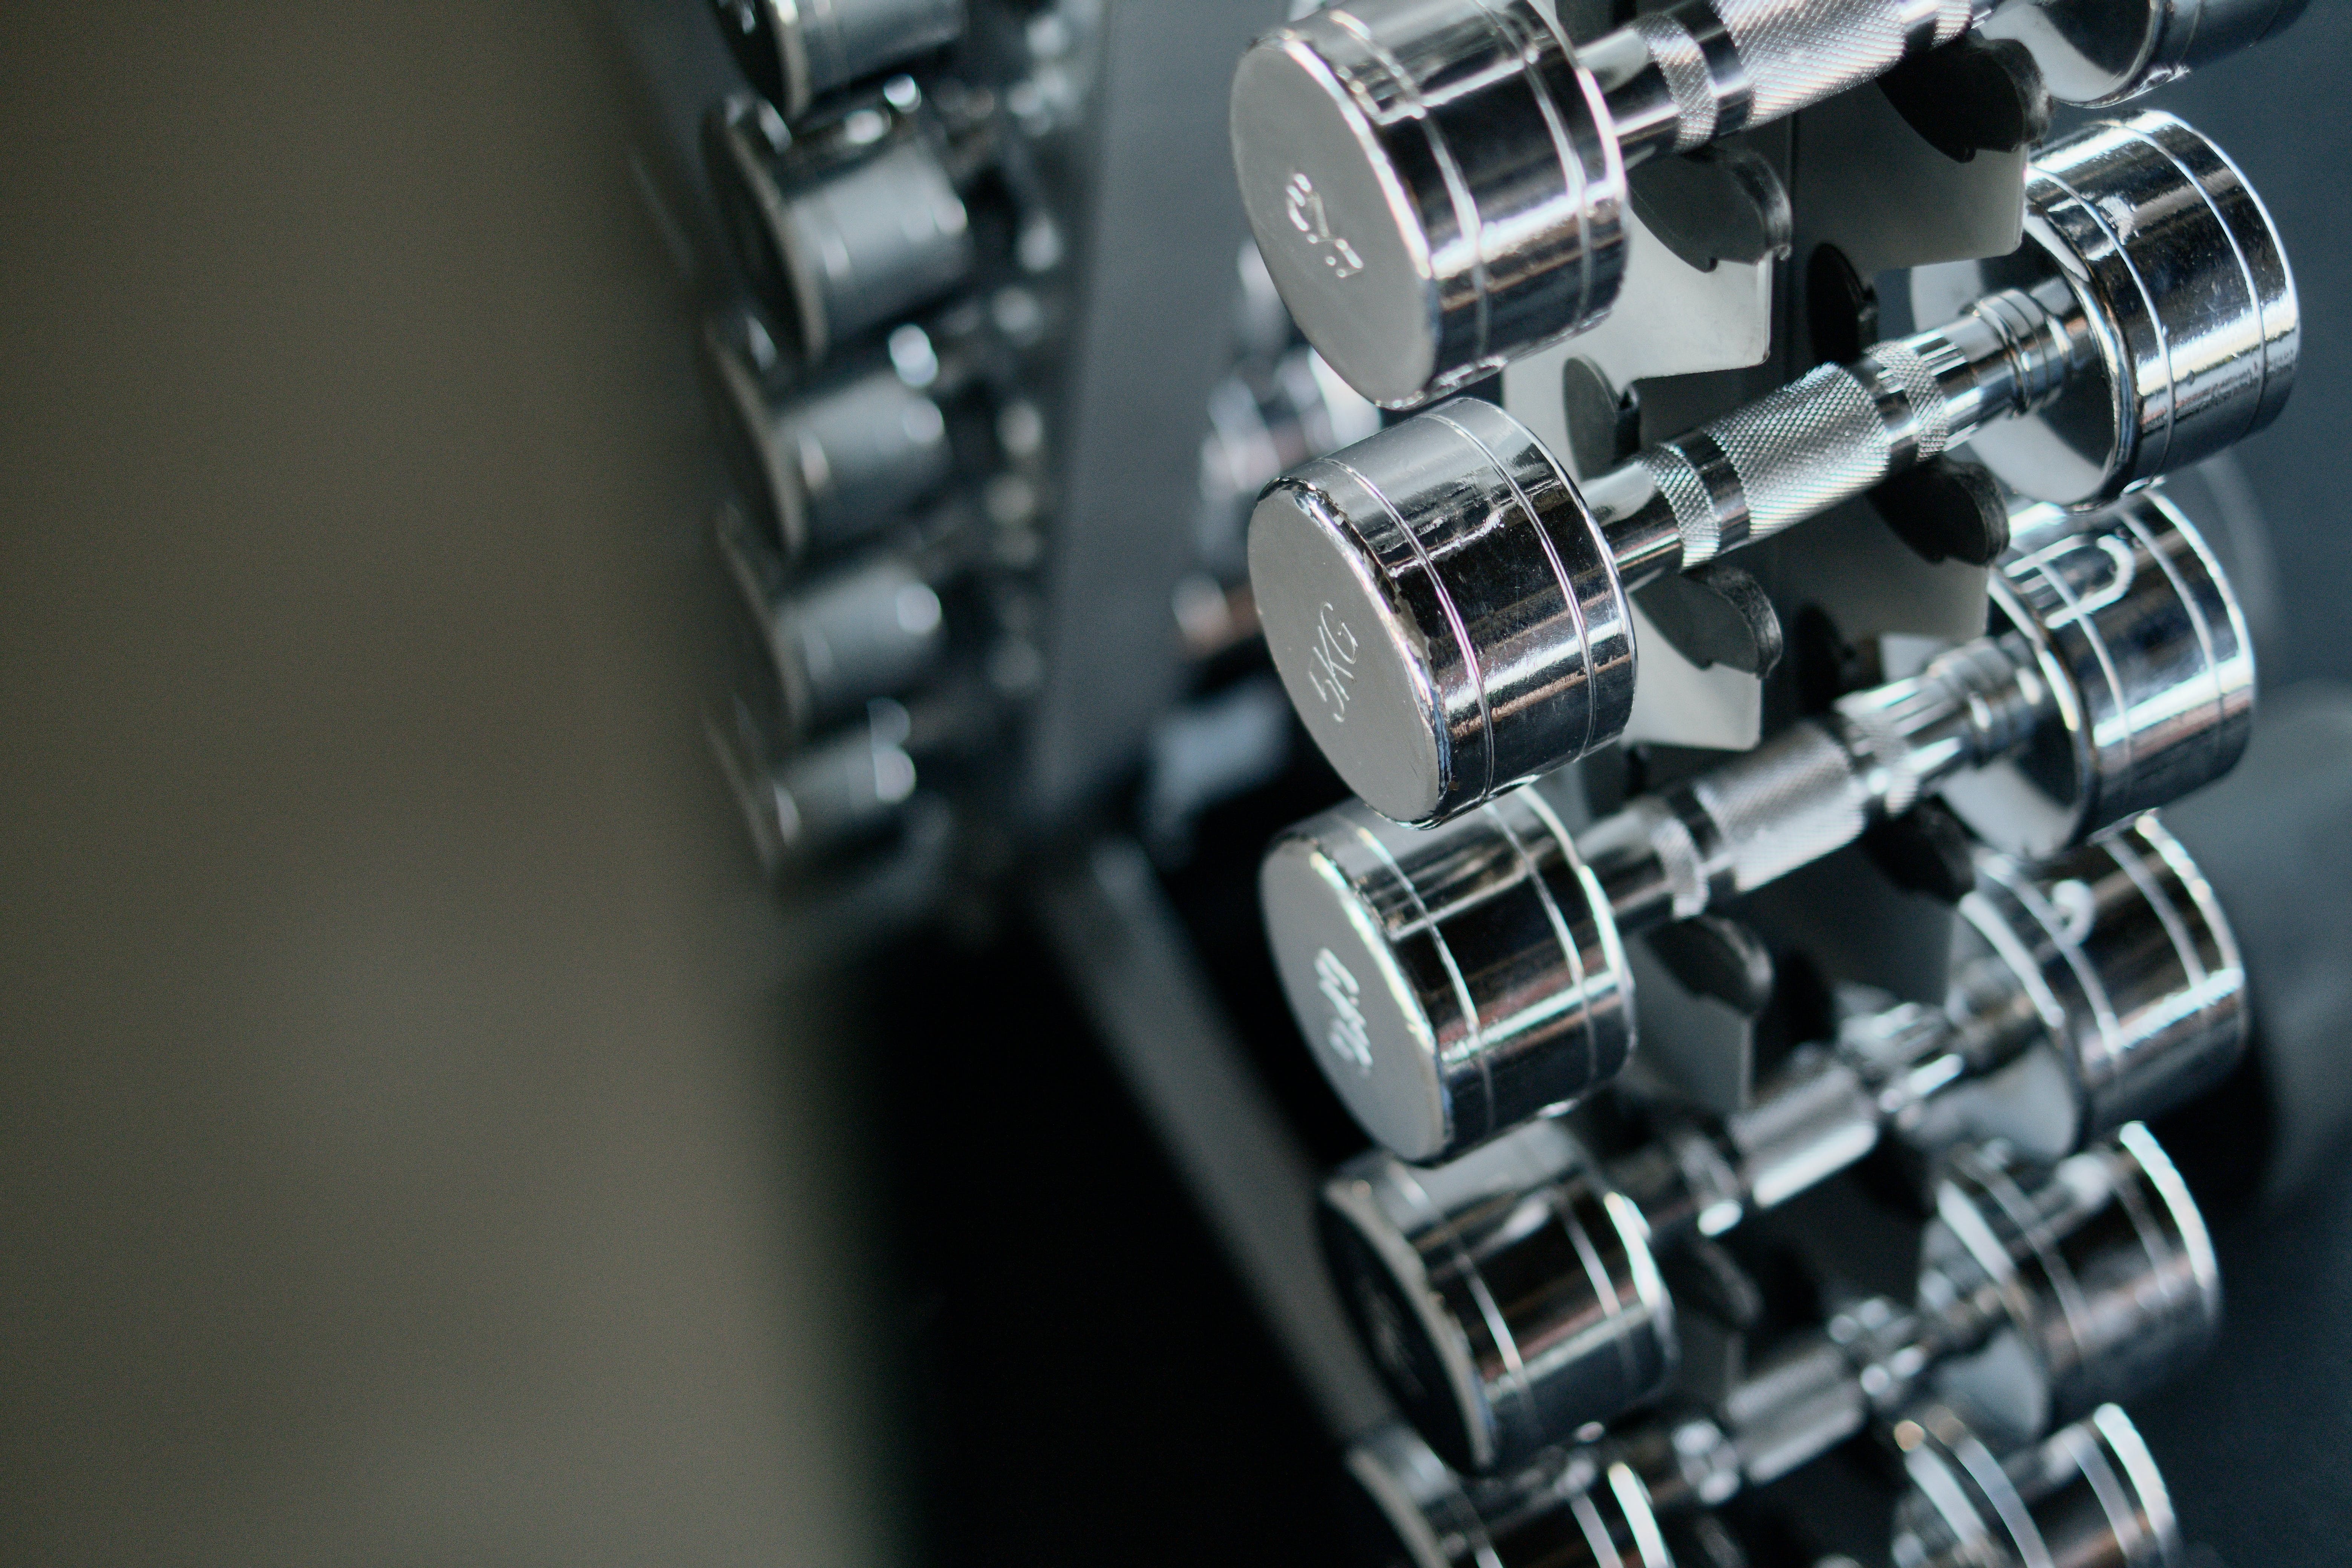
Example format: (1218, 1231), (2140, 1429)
(709, 0), (963, 123)
(1324, 968), (2217, 1471)
(707, 87), (983, 366)
(1341, 1422), (1679, 1568)
(1340, 1311), (2185, 1568)
(1248, 113), (2290, 826)
(715, 504), (952, 741)
(1615, 816), (2243, 1235)
(703, 309), (958, 559)
(1343, 1406), (2177, 1568)
(1232, 0), (2306, 407)
(1889, 1402), (2178, 1568)
(1263, 489), (2247, 1164)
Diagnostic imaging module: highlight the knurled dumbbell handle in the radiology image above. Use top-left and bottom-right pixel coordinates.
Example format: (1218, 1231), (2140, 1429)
(1589, 0), (1982, 164)
(1592, 279), (2084, 590)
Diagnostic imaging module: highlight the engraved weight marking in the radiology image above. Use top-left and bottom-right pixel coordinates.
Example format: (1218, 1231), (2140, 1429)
(1316, 945), (1375, 1075)
(1285, 171), (1366, 281)
(1308, 601), (1360, 725)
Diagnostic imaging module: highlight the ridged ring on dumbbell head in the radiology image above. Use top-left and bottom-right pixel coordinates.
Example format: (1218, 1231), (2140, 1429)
(1892, 1403), (2179, 1568)
(1969, 111), (2297, 507)
(1250, 400), (1635, 827)
(1941, 490), (2254, 858)
(1229, 0), (1627, 409)
(1320, 1122), (1674, 1475)
(1923, 1126), (2218, 1438)
(1260, 790), (1633, 1164)
(1979, 0), (2314, 108)
(1957, 816), (2246, 1147)
(1343, 1424), (1674, 1568)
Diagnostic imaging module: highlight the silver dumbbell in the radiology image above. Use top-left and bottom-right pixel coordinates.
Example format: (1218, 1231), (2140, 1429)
(1265, 496), (2246, 1163)
(1233, 0), (2306, 407)
(710, 0), (963, 122)
(1324, 969), (2217, 1471)
(705, 313), (957, 559)
(1612, 816), (2245, 1231)
(1343, 1422), (1677, 1568)
(1250, 113), (2289, 825)
(708, 95), (978, 366)
(717, 506), (950, 740)
(1890, 1401), (2178, 1568)
(1342, 1328), (2184, 1568)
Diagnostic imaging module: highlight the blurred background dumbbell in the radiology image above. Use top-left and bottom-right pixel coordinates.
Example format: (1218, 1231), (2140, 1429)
(714, 501), (960, 745)
(1264, 492), (2248, 1162)
(1231, 0), (2308, 406)
(710, 0), (963, 124)
(703, 307), (958, 559)
(1249, 114), (2291, 825)
(706, 74), (1040, 367)
(1341, 1422), (1679, 1568)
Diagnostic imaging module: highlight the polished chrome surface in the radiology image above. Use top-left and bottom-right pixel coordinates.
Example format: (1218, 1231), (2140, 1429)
(1346, 1423), (1675, 1568)
(1984, 0), (2311, 106)
(714, 0), (966, 119)
(1952, 816), (2246, 1150)
(1228, 0), (1628, 410)
(1892, 1402), (2180, 1568)
(1250, 116), (2285, 823)
(1322, 1121), (1676, 1474)
(1942, 489), (2254, 854)
(1921, 1125), (2220, 1440)
(705, 329), (953, 558)
(1260, 789), (1632, 1164)
(1955, 112), (2298, 506)
(1251, 399), (1634, 826)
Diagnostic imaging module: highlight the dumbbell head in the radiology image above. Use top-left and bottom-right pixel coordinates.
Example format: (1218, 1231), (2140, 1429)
(1229, 0), (1626, 410)
(1921, 1125), (2218, 1442)
(1891, 1403), (2178, 1568)
(1344, 1423), (1674, 1568)
(1250, 398), (1636, 826)
(1939, 488), (2254, 857)
(707, 101), (974, 364)
(710, 0), (964, 121)
(703, 319), (953, 558)
(1980, 0), (2312, 107)
(1945, 816), (2245, 1153)
(1321, 1119), (1675, 1475)
(1262, 787), (1635, 1164)
(1919, 112), (2295, 508)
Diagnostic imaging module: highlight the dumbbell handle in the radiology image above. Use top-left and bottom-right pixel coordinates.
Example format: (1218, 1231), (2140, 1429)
(1592, 277), (2086, 590)
(1587, 0), (1981, 168)
(1610, 971), (2041, 1245)
(1576, 628), (2047, 931)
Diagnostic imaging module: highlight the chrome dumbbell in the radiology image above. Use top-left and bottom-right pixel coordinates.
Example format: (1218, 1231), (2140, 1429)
(1232, 0), (2306, 406)
(1342, 1422), (1678, 1568)
(1325, 1116), (2211, 1474)
(710, 0), (963, 123)
(1613, 818), (2241, 1239)
(716, 505), (951, 741)
(704, 310), (959, 559)
(1890, 1402), (2179, 1568)
(707, 88), (983, 365)
(1342, 1360), (2183, 1568)
(1264, 493), (2247, 1162)
(1250, 113), (2289, 825)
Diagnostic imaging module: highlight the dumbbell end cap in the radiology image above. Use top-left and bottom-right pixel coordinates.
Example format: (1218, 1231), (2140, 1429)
(1321, 1174), (1492, 1473)
(1231, 32), (1446, 410)
(1263, 832), (1450, 1162)
(1251, 482), (1448, 825)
